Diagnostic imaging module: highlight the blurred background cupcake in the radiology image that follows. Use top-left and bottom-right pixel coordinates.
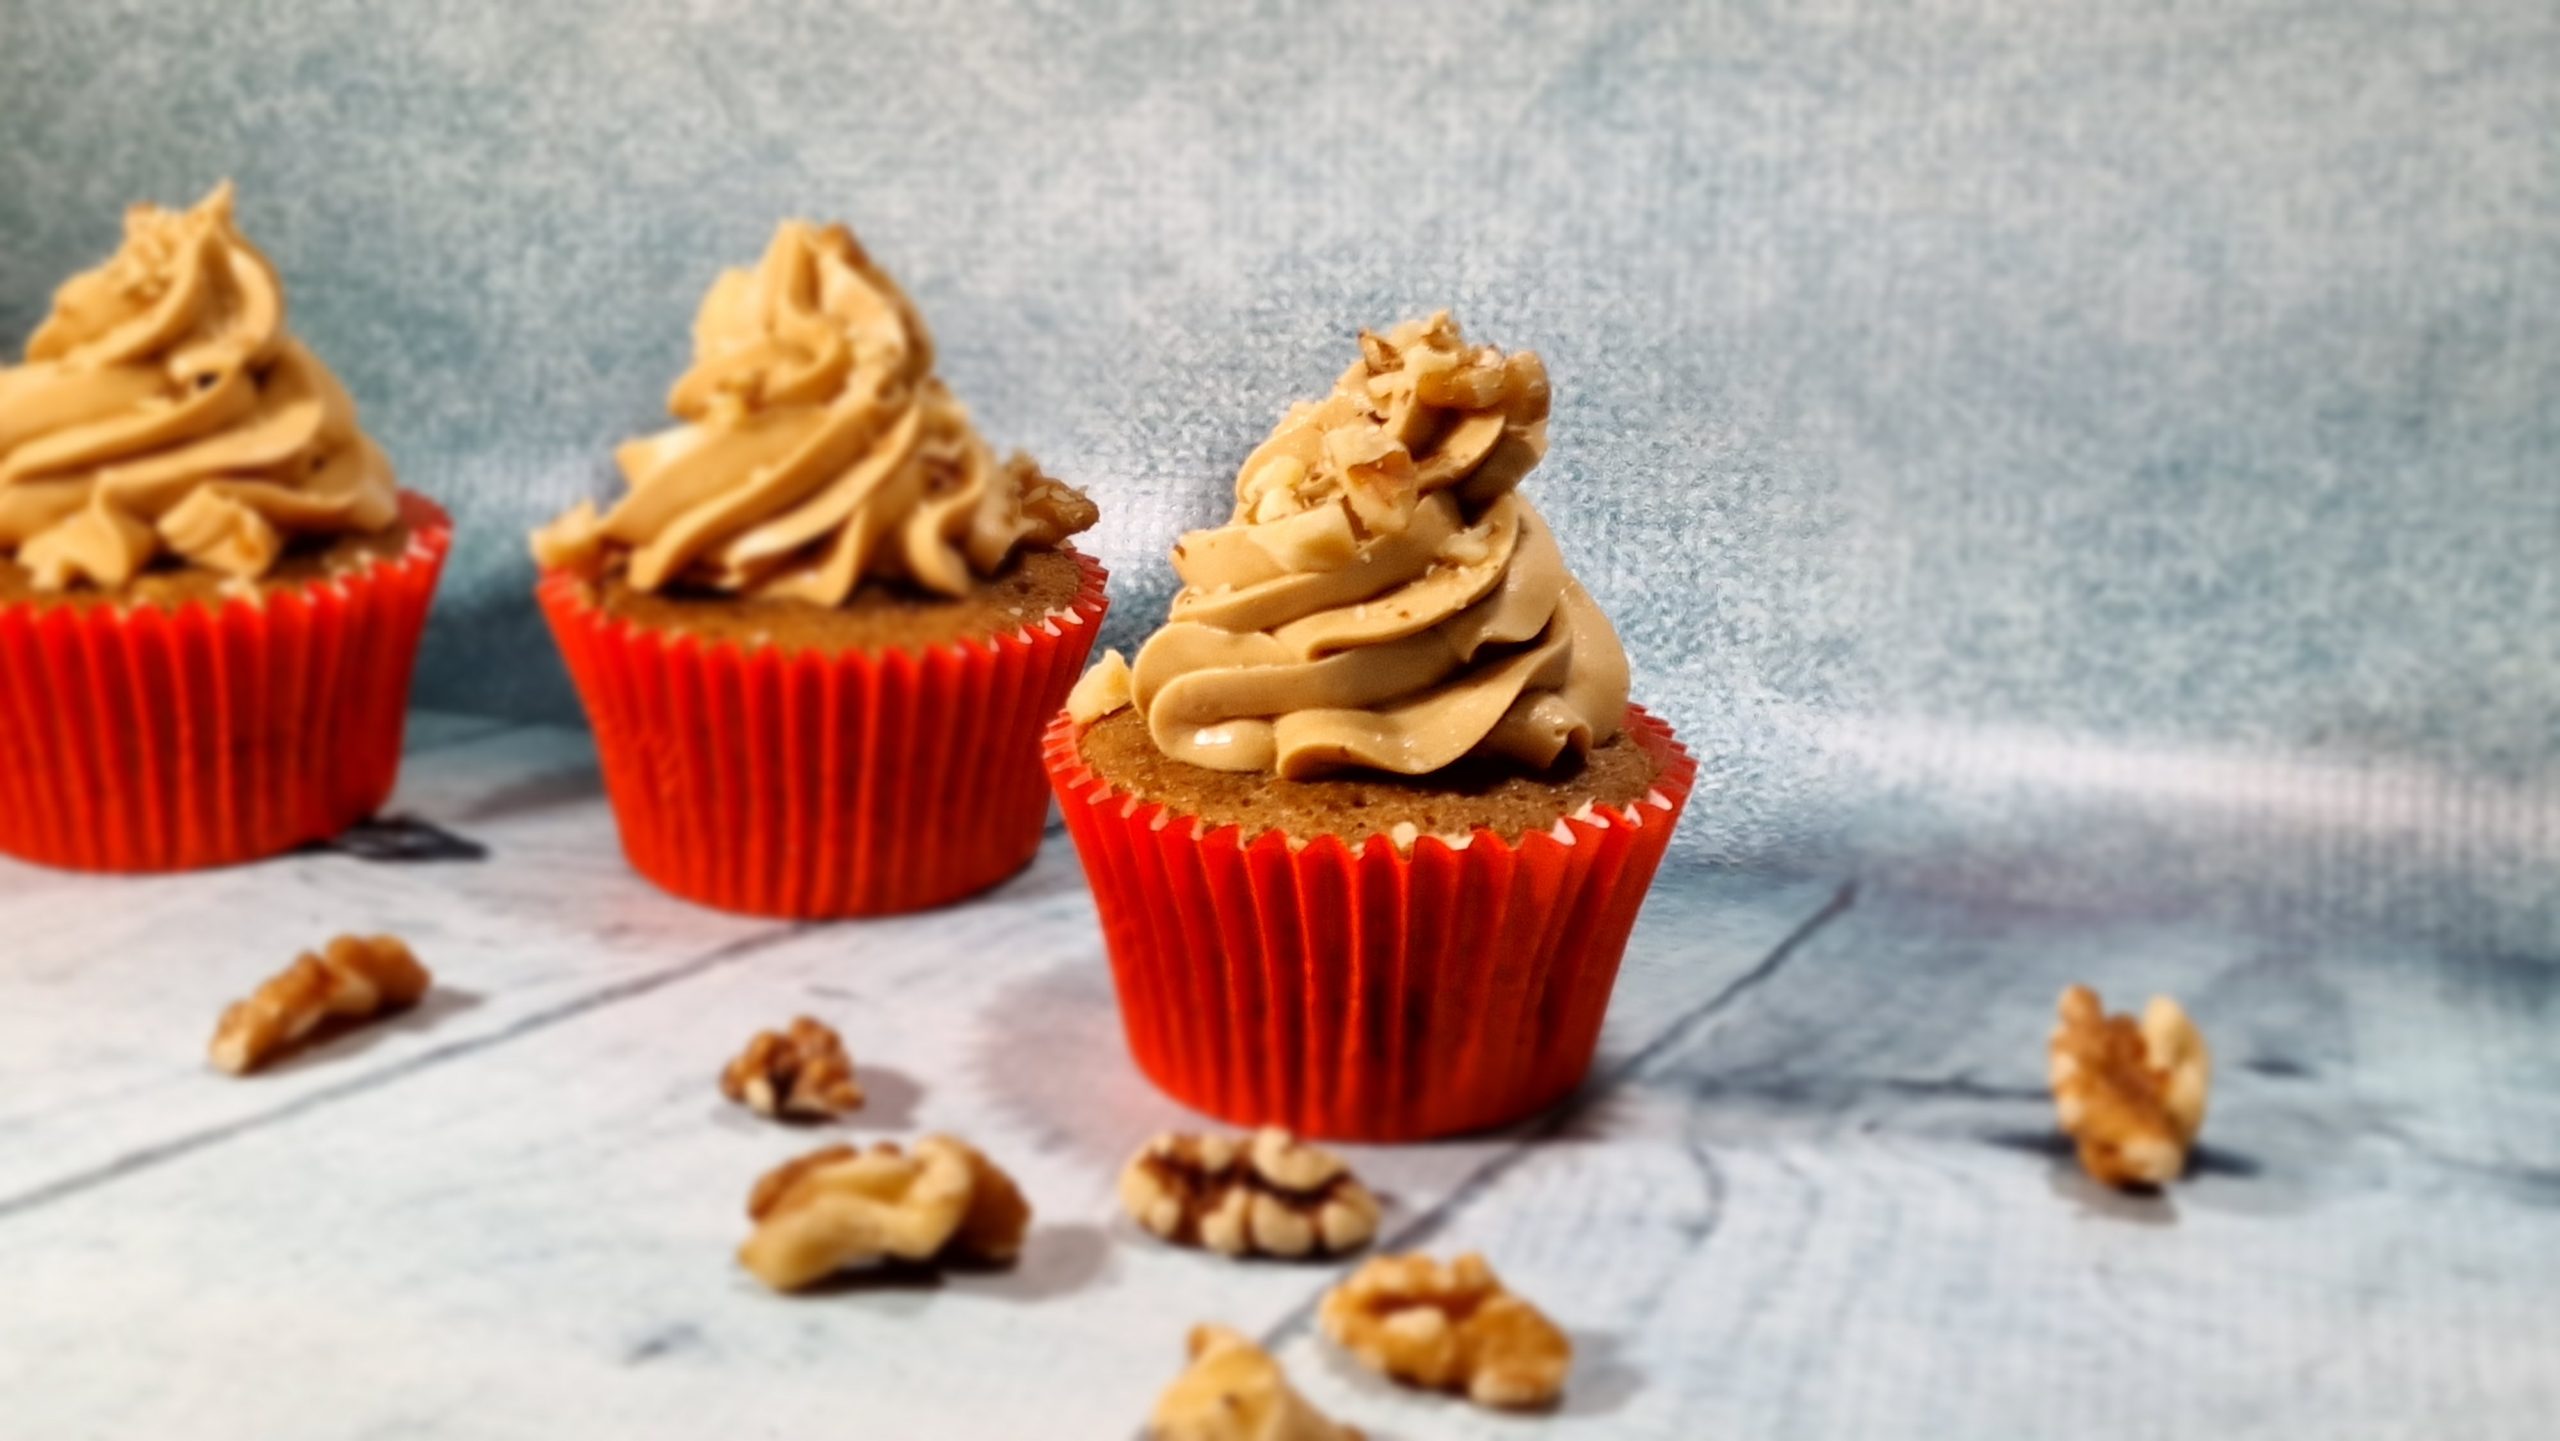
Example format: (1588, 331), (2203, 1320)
(532, 219), (1106, 919)
(1047, 313), (1694, 1140)
(0, 183), (451, 872)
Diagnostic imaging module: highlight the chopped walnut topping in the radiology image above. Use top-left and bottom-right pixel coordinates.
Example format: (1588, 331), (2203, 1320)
(1149, 1324), (1363, 1441)
(738, 1135), (1031, 1291)
(529, 499), (607, 574)
(208, 935), (432, 1075)
(1232, 312), (1542, 543)
(720, 1016), (865, 1121)
(1014, 457), (1101, 539)
(2049, 985), (2212, 1188)
(1318, 1252), (1571, 1410)
(1067, 648), (1135, 724)
(1121, 1127), (1381, 1260)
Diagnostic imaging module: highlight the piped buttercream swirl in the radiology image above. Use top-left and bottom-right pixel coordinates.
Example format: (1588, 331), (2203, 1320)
(1111, 312), (1630, 780)
(0, 183), (399, 590)
(531, 220), (1095, 603)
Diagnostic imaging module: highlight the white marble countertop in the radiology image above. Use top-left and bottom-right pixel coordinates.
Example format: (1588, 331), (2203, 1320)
(4, 713), (2554, 1439)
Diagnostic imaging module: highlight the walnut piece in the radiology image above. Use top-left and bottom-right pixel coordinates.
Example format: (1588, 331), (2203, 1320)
(1121, 1127), (1381, 1260)
(1067, 648), (1134, 723)
(1148, 1324), (1362, 1441)
(528, 499), (606, 574)
(738, 1135), (1031, 1291)
(720, 1016), (865, 1120)
(2049, 984), (2212, 1188)
(1318, 1252), (1570, 1410)
(208, 935), (432, 1075)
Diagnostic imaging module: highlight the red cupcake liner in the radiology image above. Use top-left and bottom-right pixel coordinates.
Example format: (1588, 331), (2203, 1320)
(539, 552), (1109, 919)
(0, 492), (452, 873)
(1044, 704), (1697, 1141)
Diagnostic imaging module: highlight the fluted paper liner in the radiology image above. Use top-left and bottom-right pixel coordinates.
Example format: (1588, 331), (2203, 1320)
(540, 552), (1108, 918)
(1045, 705), (1696, 1140)
(0, 492), (452, 873)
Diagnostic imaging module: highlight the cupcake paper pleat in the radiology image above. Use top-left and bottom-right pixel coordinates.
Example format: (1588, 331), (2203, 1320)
(0, 493), (451, 873)
(539, 552), (1109, 919)
(1045, 705), (1697, 1141)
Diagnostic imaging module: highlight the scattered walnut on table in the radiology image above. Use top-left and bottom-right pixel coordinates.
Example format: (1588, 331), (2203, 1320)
(1148, 1324), (1363, 1441)
(208, 935), (432, 1075)
(2049, 984), (2212, 1188)
(720, 1016), (865, 1121)
(1317, 1252), (1571, 1411)
(1120, 1127), (1381, 1260)
(738, 1135), (1030, 1292)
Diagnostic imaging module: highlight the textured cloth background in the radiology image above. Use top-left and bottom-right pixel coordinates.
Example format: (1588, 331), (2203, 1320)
(3, 2), (2554, 951)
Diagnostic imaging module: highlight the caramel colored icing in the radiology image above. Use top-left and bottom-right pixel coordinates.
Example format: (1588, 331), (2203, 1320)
(0, 184), (399, 590)
(1098, 313), (1630, 780)
(531, 220), (1096, 604)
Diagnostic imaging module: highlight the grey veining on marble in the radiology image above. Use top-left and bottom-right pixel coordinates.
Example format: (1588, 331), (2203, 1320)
(3, 1), (2553, 954)
(2, 717), (2554, 1438)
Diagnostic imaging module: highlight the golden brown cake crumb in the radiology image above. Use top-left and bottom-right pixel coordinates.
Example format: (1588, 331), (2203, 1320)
(1120, 1128), (1380, 1260)
(738, 1135), (1030, 1291)
(586, 545), (1087, 656)
(0, 519), (416, 613)
(1318, 1252), (1571, 1410)
(2049, 985), (2212, 1188)
(720, 1017), (865, 1121)
(1149, 1324), (1363, 1441)
(1075, 706), (1661, 847)
(208, 935), (432, 1075)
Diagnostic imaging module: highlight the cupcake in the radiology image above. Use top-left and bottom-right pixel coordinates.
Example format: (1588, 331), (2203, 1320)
(0, 183), (450, 872)
(1046, 313), (1694, 1140)
(532, 219), (1106, 918)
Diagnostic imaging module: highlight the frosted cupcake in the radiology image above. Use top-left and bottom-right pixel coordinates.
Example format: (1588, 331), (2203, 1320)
(0, 184), (450, 871)
(533, 220), (1106, 918)
(1047, 313), (1693, 1140)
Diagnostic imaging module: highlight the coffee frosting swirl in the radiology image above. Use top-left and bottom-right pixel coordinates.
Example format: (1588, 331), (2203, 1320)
(1108, 313), (1629, 780)
(531, 220), (1095, 603)
(0, 183), (399, 590)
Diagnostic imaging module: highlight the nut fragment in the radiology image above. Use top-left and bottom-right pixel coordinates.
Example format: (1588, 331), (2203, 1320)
(208, 935), (432, 1075)
(1318, 1252), (1570, 1410)
(2049, 985), (2212, 1188)
(529, 499), (606, 573)
(1066, 648), (1134, 723)
(1121, 1128), (1381, 1260)
(1148, 1324), (1362, 1441)
(738, 1135), (1031, 1291)
(720, 1016), (865, 1120)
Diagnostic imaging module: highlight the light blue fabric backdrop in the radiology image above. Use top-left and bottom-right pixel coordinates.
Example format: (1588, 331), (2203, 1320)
(4, 2), (2553, 951)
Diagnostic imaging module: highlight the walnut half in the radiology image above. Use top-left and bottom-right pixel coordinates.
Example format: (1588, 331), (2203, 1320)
(1148, 1325), (1362, 1441)
(720, 1016), (865, 1120)
(1121, 1128), (1381, 1260)
(2049, 984), (2212, 1188)
(208, 935), (432, 1075)
(1318, 1252), (1571, 1410)
(738, 1135), (1030, 1292)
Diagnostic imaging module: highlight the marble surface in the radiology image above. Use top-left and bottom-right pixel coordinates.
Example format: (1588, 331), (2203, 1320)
(4, 714), (2553, 1438)
(5, 2), (2555, 952)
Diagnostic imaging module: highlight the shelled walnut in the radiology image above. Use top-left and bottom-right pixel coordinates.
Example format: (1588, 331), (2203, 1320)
(738, 1135), (1030, 1292)
(208, 935), (432, 1075)
(1148, 1324), (1362, 1441)
(2049, 984), (2212, 1188)
(1121, 1128), (1381, 1259)
(1317, 1252), (1570, 1410)
(720, 1016), (865, 1120)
